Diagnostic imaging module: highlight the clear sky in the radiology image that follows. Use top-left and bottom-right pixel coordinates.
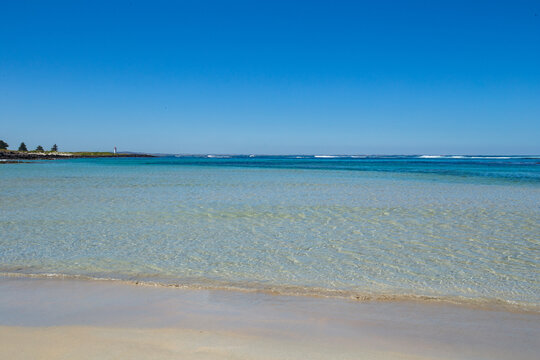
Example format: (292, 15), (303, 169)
(1, 1), (539, 154)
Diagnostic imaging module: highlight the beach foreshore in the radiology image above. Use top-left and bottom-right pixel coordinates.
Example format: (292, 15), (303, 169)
(1, 277), (538, 360)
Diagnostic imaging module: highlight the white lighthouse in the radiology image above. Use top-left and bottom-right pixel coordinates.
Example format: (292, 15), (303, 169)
(114, 146), (117, 154)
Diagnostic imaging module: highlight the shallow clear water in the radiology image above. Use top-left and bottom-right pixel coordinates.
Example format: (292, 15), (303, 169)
(1, 156), (539, 310)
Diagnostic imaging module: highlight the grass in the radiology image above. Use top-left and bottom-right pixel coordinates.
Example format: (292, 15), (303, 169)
(69, 152), (116, 156)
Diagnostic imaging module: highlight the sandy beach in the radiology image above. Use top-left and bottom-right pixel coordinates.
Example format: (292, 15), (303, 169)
(3, 0), (539, 358)
(1, 276), (538, 360)
(0, 326), (430, 360)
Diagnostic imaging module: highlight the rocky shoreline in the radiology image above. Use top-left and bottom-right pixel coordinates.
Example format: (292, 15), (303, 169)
(0, 150), (155, 161)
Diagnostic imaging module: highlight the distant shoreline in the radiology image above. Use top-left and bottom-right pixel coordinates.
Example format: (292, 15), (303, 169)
(0, 150), (155, 161)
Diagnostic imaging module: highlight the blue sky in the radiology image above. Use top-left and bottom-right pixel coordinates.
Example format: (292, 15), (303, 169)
(1, 0), (539, 154)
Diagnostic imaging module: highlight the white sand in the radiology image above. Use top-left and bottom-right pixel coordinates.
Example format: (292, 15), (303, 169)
(1, 277), (538, 359)
(0, 326), (436, 360)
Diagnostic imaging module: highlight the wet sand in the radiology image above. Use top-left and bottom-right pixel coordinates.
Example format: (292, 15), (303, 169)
(1, 276), (538, 359)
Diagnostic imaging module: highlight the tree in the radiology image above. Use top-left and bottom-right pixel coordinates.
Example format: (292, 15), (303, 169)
(51, 144), (58, 152)
(0, 140), (8, 150)
(18, 142), (28, 151)
(36, 145), (44, 151)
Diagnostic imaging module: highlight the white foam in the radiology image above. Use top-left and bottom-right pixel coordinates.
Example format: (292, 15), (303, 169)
(469, 156), (512, 159)
(419, 155), (520, 160)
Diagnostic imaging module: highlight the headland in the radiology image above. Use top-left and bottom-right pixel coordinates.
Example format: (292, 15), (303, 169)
(0, 149), (154, 161)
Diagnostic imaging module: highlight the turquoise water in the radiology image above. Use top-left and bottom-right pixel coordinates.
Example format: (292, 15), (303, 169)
(1, 156), (539, 310)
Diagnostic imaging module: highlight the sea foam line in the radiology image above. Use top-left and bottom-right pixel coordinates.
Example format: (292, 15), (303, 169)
(1, 271), (537, 314)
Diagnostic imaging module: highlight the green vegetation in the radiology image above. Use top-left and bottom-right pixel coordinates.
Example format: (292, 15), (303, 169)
(0, 139), (59, 152)
(69, 152), (116, 156)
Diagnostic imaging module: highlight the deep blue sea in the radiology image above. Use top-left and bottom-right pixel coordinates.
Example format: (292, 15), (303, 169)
(1, 155), (539, 310)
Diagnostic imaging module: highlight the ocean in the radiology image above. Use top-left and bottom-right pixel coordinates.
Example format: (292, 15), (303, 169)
(1, 155), (539, 311)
